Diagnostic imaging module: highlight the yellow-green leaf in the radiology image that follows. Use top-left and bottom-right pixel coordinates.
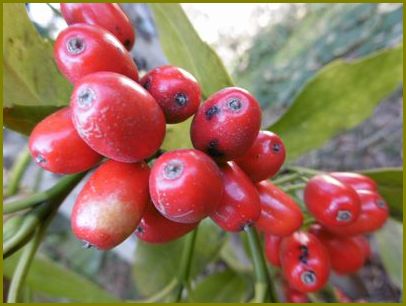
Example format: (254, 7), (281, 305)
(4, 252), (119, 302)
(3, 3), (71, 135)
(269, 45), (403, 161)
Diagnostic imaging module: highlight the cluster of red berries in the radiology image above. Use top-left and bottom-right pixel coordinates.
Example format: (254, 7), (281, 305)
(26, 3), (389, 298)
(264, 172), (388, 298)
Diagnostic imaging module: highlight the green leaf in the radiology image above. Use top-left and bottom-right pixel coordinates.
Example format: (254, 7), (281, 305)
(374, 219), (403, 288)
(189, 269), (251, 302)
(3, 252), (119, 302)
(268, 45), (403, 161)
(150, 3), (234, 150)
(132, 218), (225, 296)
(3, 3), (71, 135)
(360, 168), (403, 221)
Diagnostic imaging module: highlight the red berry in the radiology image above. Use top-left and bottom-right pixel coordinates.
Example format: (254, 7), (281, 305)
(135, 201), (198, 243)
(70, 72), (165, 162)
(304, 174), (361, 227)
(329, 172), (377, 192)
(54, 24), (138, 83)
(60, 3), (135, 50)
(235, 131), (286, 182)
(210, 162), (260, 232)
(280, 231), (330, 293)
(325, 190), (388, 236)
(255, 181), (303, 236)
(283, 282), (310, 303)
(140, 65), (201, 123)
(353, 235), (371, 259)
(190, 87), (261, 162)
(29, 107), (102, 174)
(71, 160), (150, 250)
(264, 234), (282, 267)
(149, 149), (223, 223)
(309, 224), (366, 274)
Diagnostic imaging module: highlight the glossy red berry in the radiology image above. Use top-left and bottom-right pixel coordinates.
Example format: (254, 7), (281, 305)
(149, 149), (223, 224)
(71, 160), (150, 250)
(60, 3), (135, 50)
(264, 234), (282, 267)
(54, 24), (138, 83)
(135, 201), (198, 243)
(70, 72), (165, 162)
(255, 181), (303, 236)
(309, 224), (366, 274)
(190, 87), (261, 162)
(235, 131), (286, 182)
(280, 231), (330, 293)
(210, 162), (260, 232)
(283, 282), (310, 303)
(329, 172), (377, 192)
(325, 190), (388, 236)
(304, 174), (361, 227)
(353, 235), (371, 259)
(29, 107), (102, 174)
(140, 65), (201, 123)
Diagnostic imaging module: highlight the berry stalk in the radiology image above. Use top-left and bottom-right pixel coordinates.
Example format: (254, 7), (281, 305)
(244, 225), (277, 302)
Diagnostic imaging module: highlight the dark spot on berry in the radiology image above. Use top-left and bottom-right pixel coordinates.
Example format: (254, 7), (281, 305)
(77, 87), (96, 109)
(135, 226), (144, 233)
(124, 39), (131, 49)
(205, 105), (220, 120)
(301, 271), (316, 285)
(227, 97), (242, 111)
(143, 78), (151, 90)
(272, 143), (281, 153)
(164, 160), (184, 179)
(376, 199), (386, 208)
(336, 210), (352, 222)
(35, 154), (46, 164)
(299, 245), (309, 264)
(207, 140), (224, 158)
(174, 92), (188, 107)
(66, 37), (86, 55)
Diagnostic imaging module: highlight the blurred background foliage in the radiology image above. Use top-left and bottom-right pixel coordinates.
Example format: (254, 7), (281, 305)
(3, 3), (403, 303)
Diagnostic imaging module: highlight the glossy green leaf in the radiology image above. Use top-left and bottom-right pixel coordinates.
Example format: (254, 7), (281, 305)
(269, 44), (403, 161)
(360, 168), (403, 221)
(3, 252), (119, 302)
(150, 3), (234, 150)
(132, 218), (225, 296)
(189, 269), (251, 302)
(3, 3), (71, 135)
(374, 219), (403, 288)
